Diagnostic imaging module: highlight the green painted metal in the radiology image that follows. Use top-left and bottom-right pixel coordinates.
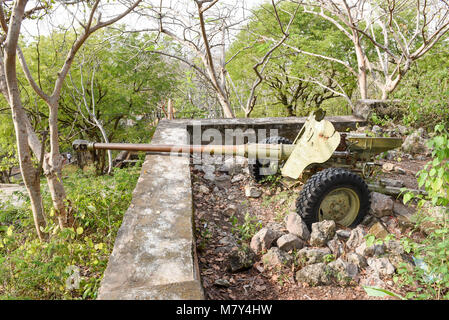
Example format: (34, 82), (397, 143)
(281, 111), (341, 179)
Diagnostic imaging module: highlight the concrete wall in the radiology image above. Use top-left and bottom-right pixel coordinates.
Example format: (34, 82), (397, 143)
(97, 115), (365, 300)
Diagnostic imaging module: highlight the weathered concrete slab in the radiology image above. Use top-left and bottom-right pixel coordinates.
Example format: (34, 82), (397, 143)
(179, 115), (366, 144)
(97, 121), (203, 300)
(0, 184), (26, 207)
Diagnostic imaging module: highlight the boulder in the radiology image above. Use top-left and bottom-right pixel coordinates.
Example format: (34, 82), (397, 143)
(231, 174), (245, 183)
(328, 258), (359, 281)
(297, 247), (332, 265)
(336, 229), (351, 240)
(368, 222), (389, 239)
(227, 246), (256, 273)
(224, 204), (238, 217)
(385, 240), (404, 255)
(198, 185), (210, 194)
(346, 226), (367, 250)
(250, 228), (277, 254)
(367, 257), (395, 276)
(327, 235), (345, 258)
(388, 253), (414, 272)
(277, 234), (305, 252)
(245, 185), (262, 198)
(370, 192), (394, 218)
(284, 212), (310, 241)
(266, 222), (287, 240)
(218, 158), (243, 175)
(296, 263), (332, 286)
(310, 220), (336, 247)
(214, 175), (231, 189)
(355, 241), (386, 257)
(262, 247), (293, 268)
(402, 128), (429, 155)
(346, 252), (368, 269)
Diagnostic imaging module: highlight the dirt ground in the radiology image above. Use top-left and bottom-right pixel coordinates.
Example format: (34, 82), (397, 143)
(191, 155), (429, 300)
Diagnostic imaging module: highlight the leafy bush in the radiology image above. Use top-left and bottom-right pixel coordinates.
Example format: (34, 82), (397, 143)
(399, 125), (449, 299)
(230, 213), (262, 242)
(0, 166), (140, 299)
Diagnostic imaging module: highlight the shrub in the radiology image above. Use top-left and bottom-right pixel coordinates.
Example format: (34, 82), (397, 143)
(0, 166), (140, 299)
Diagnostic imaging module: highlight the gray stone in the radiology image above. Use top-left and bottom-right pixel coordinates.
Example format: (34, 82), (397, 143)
(250, 228), (277, 254)
(388, 253), (414, 272)
(214, 279), (231, 287)
(336, 229), (351, 240)
(355, 241), (386, 257)
(284, 212), (310, 241)
(227, 247), (256, 273)
(396, 125), (408, 136)
(402, 128), (429, 155)
(328, 258), (359, 281)
(262, 247), (293, 268)
(231, 174), (245, 183)
(198, 185), (210, 194)
(218, 158), (243, 175)
(297, 247), (332, 265)
(245, 185), (262, 198)
(370, 192), (394, 218)
(367, 257), (395, 276)
(368, 222), (389, 239)
(385, 240), (404, 255)
(360, 269), (385, 288)
(327, 235), (345, 258)
(277, 234), (305, 252)
(372, 125), (382, 135)
(214, 175), (231, 189)
(296, 263), (332, 286)
(310, 220), (336, 247)
(224, 204), (238, 217)
(346, 226), (367, 250)
(266, 222), (287, 241)
(346, 252), (368, 269)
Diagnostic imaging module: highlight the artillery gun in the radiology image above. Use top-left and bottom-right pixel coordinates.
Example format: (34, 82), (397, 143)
(73, 110), (402, 229)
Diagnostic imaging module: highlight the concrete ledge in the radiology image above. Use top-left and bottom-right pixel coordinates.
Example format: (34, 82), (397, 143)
(97, 121), (203, 300)
(181, 115), (365, 143)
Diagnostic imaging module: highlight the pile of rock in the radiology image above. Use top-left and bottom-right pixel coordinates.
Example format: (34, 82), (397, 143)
(246, 212), (414, 289)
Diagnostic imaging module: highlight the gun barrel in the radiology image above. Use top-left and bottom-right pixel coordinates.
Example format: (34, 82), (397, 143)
(73, 140), (294, 160)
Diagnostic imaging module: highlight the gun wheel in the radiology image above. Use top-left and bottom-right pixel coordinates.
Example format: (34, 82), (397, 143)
(296, 168), (371, 229)
(249, 136), (292, 183)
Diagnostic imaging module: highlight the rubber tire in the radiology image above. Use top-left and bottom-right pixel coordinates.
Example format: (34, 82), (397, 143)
(295, 168), (371, 229)
(249, 136), (292, 183)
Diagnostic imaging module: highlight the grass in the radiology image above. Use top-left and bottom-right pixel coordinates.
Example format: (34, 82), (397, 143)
(0, 164), (141, 300)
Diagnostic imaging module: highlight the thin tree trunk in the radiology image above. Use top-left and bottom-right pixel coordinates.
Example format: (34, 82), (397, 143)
(4, 0), (47, 240)
(46, 100), (72, 228)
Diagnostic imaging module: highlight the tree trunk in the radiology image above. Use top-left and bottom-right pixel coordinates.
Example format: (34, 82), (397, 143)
(46, 100), (72, 229)
(353, 33), (368, 100)
(3, 0), (47, 240)
(217, 93), (234, 118)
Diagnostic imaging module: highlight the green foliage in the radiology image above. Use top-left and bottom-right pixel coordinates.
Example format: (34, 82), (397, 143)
(226, 3), (355, 118)
(398, 125), (449, 300)
(0, 165), (140, 299)
(394, 44), (449, 130)
(0, 114), (18, 183)
(363, 286), (406, 300)
(229, 212), (262, 242)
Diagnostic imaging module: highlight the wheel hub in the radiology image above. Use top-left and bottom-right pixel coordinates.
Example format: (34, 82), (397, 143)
(319, 187), (360, 226)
